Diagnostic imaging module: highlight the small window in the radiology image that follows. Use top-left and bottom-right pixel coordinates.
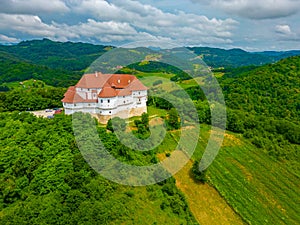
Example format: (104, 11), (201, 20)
(138, 92), (140, 95)
(88, 104), (91, 106)
(123, 101), (126, 104)
(108, 99), (110, 103)
(88, 88), (90, 91)
(109, 111), (111, 114)
(74, 104), (77, 106)
(100, 99), (103, 103)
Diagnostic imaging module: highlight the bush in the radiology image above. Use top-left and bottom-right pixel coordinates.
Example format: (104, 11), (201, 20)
(191, 160), (207, 183)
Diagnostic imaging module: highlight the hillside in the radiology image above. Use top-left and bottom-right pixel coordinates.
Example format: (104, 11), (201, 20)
(0, 112), (198, 225)
(0, 39), (110, 72)
(0, 39), (299, 74)
(0, 51), (80, 87)
(188, 47), (277, 68)
(221, 56), (300, 121)
(0, 43), (299, 224)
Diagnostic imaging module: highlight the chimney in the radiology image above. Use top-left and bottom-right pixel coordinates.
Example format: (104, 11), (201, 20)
(95, 71), (98, 77)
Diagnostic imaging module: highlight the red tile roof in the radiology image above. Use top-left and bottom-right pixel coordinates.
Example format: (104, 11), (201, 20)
(63, 73), (148, 103)
(62, 86), (97, 103)
(107, 74), (136, 89)
(98, 87), (118, 98)
(127, 79), (148, 91)
(76, 73), (111, 88)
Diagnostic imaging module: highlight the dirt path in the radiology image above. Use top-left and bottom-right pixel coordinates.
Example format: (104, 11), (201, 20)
(158, 152), (245, 225)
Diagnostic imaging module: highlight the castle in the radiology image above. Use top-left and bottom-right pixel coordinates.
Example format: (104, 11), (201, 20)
(62, 72), (148, 123)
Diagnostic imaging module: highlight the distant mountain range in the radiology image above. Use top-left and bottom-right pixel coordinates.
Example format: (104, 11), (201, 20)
(0, 39), (299, 87)
(188, 47), (300, 68)
(0, 39), (299, 70)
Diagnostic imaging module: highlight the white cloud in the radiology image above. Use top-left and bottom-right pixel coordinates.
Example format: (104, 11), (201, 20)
(0, 0), (69, 14)
(0, 14), (79, 40)
(275, 24), (292, 35)
(0, 34), (20, 43)
(191, 0), (300, 19)
(275, 24), (299, 40)
(70, 0), (238, 45)
(0, 0), (238, 46)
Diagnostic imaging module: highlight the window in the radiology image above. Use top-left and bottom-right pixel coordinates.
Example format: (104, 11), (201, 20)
(108, 99), (110, 103)
(109, 111), (111, 114)
(124, 101), (126, 104)
(74, 104), (77, 106)
(138, 92), (140, 95)
(100, 99), (103, 103)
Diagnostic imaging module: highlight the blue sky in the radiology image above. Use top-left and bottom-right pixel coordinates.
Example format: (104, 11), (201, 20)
(0, 0), (299, 51)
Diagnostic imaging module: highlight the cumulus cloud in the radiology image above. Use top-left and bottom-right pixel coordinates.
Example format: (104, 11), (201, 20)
(0, 14), (79, 41)
(191, 0), (300, 19)
(0, 0), (238, 46)
(275, 24), (299, 40)
(0, 0), (69, 14)
(70, 0), (238, 45)
(275, 24), (292, 35)
(0, 34), (20, 43)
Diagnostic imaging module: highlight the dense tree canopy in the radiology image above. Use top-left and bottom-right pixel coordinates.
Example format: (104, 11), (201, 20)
(0, 112), (197, 224)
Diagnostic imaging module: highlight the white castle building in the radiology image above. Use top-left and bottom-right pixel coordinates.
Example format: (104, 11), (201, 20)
(62, 72), (148, 123)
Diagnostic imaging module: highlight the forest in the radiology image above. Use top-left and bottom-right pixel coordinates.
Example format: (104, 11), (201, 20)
(0, 39), (299, 224)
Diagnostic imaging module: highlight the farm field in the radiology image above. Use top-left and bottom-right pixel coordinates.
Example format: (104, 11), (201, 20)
(191, 125), (300, 225)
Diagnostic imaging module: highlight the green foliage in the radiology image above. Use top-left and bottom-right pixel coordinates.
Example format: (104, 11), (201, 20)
(0, 112), (197, 224)
(221, 56), (300, 121)
(0, 51), (80, 87)
(147, 96), (173, 110)
(133, 113), (150, 139)
(166, 108), (180, 130)
(0, 38), (109, 72)
(106, 118), (113, 132)
(106, 117), (127, 133)
(191, 160), (207, 183)
(153, 79), (163, 86)
(123, 61), (191, 81)
(189, 47), (300, 68)
(0, 87), (65, 112)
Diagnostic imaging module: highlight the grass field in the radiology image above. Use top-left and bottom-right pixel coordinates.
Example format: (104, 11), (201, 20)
(154, 123), (299, 224)
(192, 125), (300, 225)
(2, 79), (51, 90)
(113, 185), (195, 225)
(158, 150), (245, 225)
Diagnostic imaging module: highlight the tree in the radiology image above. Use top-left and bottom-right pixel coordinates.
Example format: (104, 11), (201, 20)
(191, 160), (207, 183)
(141, 113), (149, 130)
(166, 108), (180, 130)
(106, 118), (113, 132)
(106, 117), (126, 132)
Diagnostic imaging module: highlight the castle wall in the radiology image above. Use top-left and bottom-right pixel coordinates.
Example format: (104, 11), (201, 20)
(96, 106), (147, 124)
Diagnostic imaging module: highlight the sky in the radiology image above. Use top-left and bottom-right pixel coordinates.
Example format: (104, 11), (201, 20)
(0, 0), (299, 51)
